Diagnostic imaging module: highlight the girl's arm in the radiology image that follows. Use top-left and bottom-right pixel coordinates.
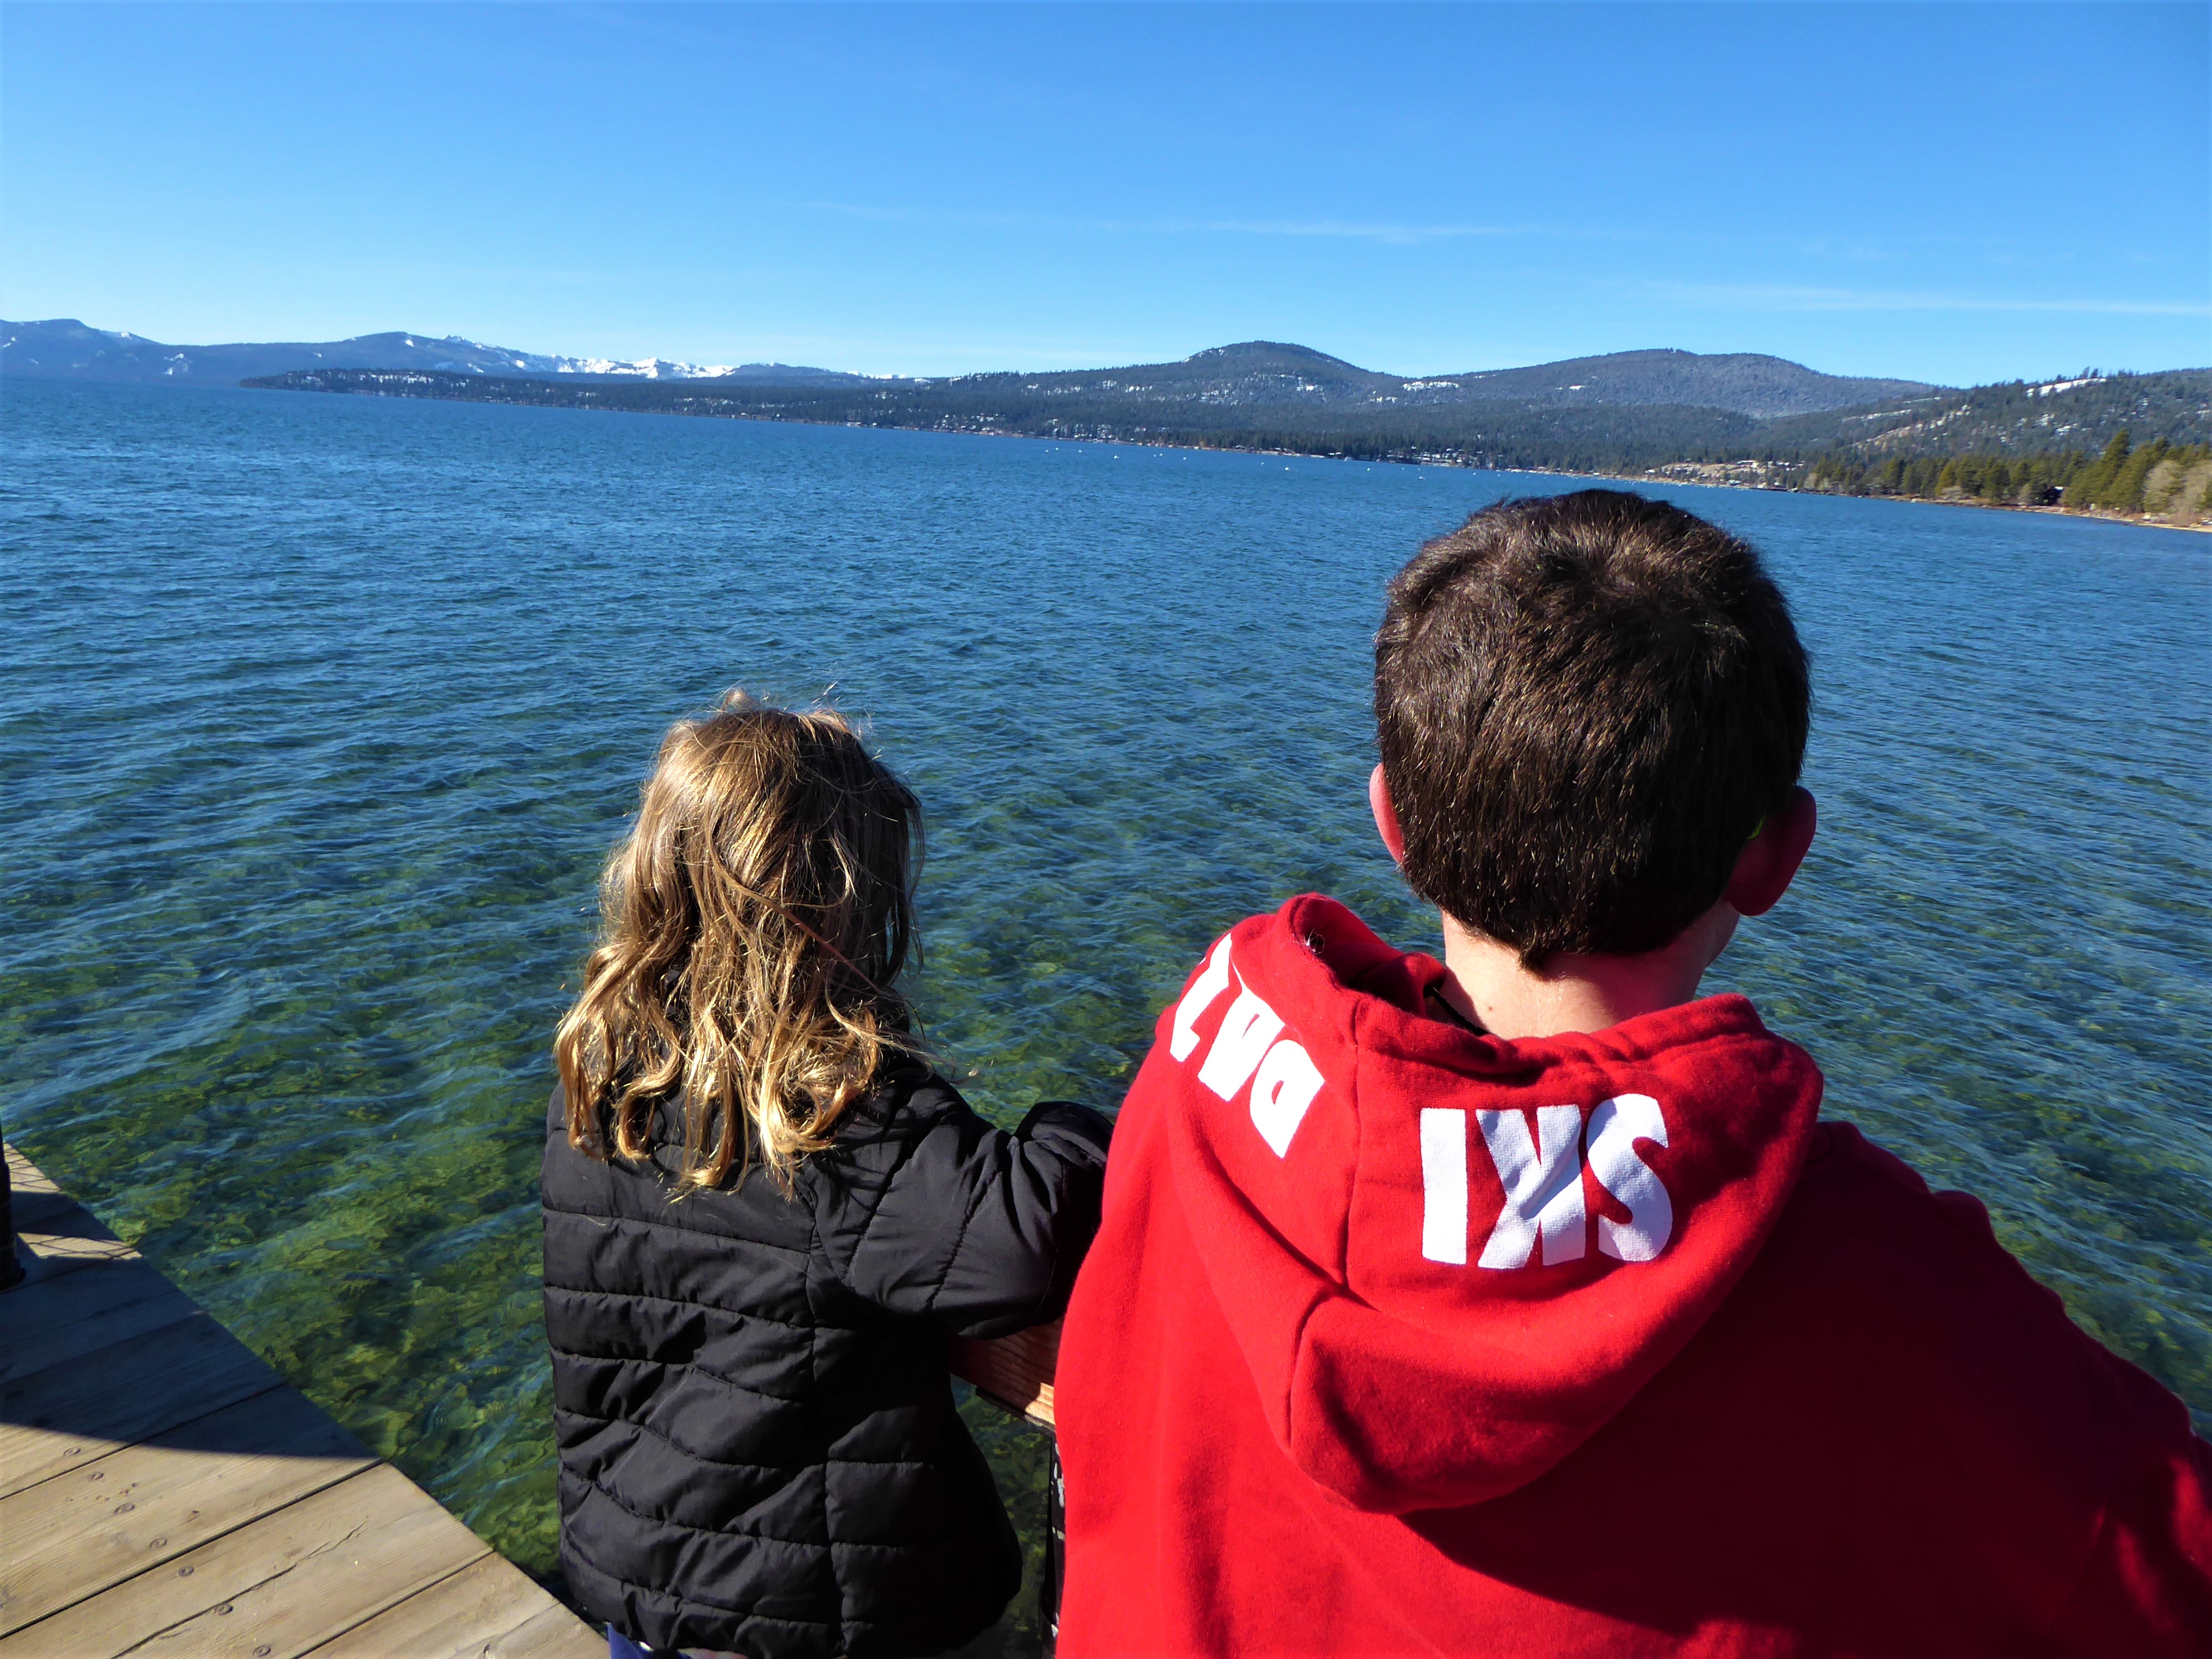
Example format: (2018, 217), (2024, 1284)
(811, 1082), (1112, 1338)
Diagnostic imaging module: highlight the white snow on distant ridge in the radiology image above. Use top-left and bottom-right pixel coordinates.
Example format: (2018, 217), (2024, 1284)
(559, 356), (744, 379)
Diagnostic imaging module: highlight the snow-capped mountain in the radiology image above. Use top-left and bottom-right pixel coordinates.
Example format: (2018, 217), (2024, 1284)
(2, 320), (867, 387)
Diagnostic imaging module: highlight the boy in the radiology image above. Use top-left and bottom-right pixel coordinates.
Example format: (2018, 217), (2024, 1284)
(1053, 491), (2209, 1655)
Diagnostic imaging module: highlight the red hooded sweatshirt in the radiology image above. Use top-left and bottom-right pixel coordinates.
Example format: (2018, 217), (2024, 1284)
(1055, 897), (2212, 1656)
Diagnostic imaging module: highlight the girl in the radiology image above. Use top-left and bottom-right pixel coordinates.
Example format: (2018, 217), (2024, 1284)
(542, 691), (1111, 1659)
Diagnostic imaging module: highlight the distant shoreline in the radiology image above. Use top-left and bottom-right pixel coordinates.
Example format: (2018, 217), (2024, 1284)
(1130, 439), (2211, 532)
(1593, 466), (2211, 534)
(232, 371), (2211, 536)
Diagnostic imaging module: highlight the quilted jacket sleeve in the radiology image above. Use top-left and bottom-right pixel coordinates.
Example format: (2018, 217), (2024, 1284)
(810, 1079), (1113, 1340)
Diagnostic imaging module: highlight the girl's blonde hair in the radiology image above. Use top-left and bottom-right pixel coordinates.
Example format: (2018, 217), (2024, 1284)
(555, 690), (924, 1191)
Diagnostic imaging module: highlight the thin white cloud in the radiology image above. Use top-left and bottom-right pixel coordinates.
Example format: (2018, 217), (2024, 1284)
(1192, 218), (1547, 244)
(791, 200), (1568, 243)
(1660, 282), (2211, 318)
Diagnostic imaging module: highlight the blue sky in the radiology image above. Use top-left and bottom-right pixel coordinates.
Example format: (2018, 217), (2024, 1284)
(3, 3), (2205, 384)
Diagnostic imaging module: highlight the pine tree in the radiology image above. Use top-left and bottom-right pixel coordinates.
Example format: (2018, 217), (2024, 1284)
(2109, 438), (2168, 513)
(2069, 430), (2132, 508)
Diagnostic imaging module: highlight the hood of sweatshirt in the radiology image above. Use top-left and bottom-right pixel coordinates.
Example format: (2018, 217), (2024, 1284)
(1152, 895), (1824, 1515)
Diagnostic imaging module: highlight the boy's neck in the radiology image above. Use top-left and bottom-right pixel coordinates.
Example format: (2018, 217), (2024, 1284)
(1431, 906), (1738, 1040)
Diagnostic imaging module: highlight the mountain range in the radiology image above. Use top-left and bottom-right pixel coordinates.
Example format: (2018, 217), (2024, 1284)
(14, 317), (2206, 482)
(0, 317), (870, 388)
(6, 317), (1933, 419)
(920, 340), (1940, 421)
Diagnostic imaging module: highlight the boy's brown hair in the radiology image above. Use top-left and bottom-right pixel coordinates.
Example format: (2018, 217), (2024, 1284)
(1374, 489), (1809, 964)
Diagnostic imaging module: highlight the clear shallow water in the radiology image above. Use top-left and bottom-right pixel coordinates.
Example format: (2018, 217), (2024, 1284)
(5, 380), (2208, 1637)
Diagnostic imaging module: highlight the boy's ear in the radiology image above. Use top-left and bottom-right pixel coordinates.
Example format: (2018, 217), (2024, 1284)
(1369, 764), (1408, 865)
(1725, 786), (1817, 918)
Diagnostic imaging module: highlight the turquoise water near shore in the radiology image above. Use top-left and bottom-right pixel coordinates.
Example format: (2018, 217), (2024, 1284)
(5, 379), (2209, 1642)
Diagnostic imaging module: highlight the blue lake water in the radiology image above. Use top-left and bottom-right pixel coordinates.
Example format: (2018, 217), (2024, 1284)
(4, 379), (2208, 1637)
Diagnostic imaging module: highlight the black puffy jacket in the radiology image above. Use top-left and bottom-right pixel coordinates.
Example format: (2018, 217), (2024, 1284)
(541, 1067), (1112, 1658)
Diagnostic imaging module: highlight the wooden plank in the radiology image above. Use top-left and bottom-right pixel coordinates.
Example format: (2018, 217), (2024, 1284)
(1, 1254), (187, 1353)
(6, 1145), (59, 1196)
(948, 1318), (1061, 1428)
(8, 1146), (140, 1287)
(9, 1167), (97, 1237)
(0, 1316), (285, 1500)
(10, 1228), (139, 1286)
(305, 1554), (602, 1659)
(0, 1387), (373, 1636)
(9, 1188), (140, 1287)
(0, 1261), (202, 1384)
(9, 1183), (82, 1232)
(0, 1462), (492, 1659)
(488, 1601), (608, 1659)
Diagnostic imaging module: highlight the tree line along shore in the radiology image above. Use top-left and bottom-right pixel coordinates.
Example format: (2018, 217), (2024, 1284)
(1630, 432), (2210, 530)
(1800, 433), (2210, 525)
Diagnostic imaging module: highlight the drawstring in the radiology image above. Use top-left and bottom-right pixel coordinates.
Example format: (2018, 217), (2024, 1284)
(1040, 1439), (1066, 1653)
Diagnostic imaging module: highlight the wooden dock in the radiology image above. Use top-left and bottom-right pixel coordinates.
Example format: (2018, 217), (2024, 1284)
(0, 1143), (602, 1659)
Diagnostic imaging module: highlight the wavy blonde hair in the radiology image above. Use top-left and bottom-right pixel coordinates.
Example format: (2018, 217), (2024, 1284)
(555, 690), (924, 1191)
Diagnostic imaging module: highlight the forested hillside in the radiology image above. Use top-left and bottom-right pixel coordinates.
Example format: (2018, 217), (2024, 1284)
(1762, 369), (2210, 457)
(1775, 375), (2212, 521)
(1442, 349), (1933, 418)
(910, 341), (1932, 420)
